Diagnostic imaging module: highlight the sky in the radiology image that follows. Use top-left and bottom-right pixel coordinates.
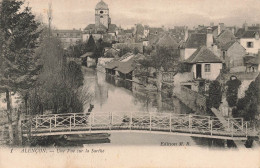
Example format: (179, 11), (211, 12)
(26, 0), (260, 30)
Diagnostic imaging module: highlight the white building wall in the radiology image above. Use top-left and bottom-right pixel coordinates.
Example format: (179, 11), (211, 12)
(192, 63), (222, 80)
(240, 38), (260, 54)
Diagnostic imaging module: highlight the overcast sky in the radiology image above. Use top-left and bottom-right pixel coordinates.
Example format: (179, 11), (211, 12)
(26, 0), (260, 30)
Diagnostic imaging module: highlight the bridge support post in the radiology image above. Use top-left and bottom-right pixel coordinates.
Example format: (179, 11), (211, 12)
(49, 118), (52, 132)
(241, 118), (244, 131)
(36, 116), (38, 129)
(90, 114), (92, 132)
(189, 115), (192, 132)
(69, 116), (72, 132)
(245, 122), (248, 138)
(149, 113), (152, 132)
(54, 115), (57, 128)
(169, 114), (172, 132)
(130, 112), (132, 130)
(227, 118), (230, 131)
(73, 114), (76, 128)
(110, 112), (113, 130)
(231, 122), (233, 137)
(210, 120), (213, 136)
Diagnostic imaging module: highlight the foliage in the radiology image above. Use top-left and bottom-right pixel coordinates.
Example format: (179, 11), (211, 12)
(226, 78), (241, 107)
(67, 41), (88, 58)
(28, 37), (84, 115)
(232, 75), (259, 120)
(207, 80), (222, 109)
(86, 35), (96, 52)
(137, 46), (180, 72)
(0, 0), (42, 144)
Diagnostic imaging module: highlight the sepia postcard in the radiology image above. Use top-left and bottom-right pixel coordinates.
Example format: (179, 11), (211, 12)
(0, 0), (260, 167)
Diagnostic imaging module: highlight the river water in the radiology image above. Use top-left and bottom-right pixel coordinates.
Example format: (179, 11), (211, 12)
(81, 67), (229, 148)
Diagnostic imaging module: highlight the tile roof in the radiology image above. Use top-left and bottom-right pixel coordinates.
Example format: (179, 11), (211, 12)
(156, 33), (179, 49)
(185, 33), (207, 48)
(221, 40), (236, 51)
(216, 30), (236, 47)
(235, 27), (260, 38)
(241, 31), (259, 38)
(84, 24), (107, 33)
(115, 53), (145, 74)
(185, 46), (222, 63)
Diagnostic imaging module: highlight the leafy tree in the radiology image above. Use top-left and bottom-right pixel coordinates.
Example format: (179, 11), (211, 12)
(29, 37), (85, 115)
(207, 80), (222, 109)
(86, 35), (96, 52)
(226, 78), (241, 107)
(0, 0), (41, 144)
(233, 75), (260, 120)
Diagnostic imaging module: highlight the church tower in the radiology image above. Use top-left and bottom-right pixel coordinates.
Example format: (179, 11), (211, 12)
(95, 0), (111, 29)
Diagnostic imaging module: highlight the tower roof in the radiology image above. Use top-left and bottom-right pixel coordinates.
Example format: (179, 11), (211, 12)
(95, 0), (109, 10)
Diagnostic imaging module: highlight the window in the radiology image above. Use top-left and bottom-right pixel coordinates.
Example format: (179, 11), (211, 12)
(100, 16), (103, 18)
(205, 64), (211, 72)
(100, 11), (104, 14)
(247, 42), (254, 48)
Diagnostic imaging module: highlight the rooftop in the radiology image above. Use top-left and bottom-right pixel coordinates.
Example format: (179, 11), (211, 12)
(185, 46), (222, 63)
(185, 33), (207, 48)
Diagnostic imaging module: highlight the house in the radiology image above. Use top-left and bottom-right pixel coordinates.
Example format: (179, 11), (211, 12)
(105, 53), (145, 80)
(235, 24), (260, 54)
(185, 46), (223, 80)
(221, 40), (246, 72)
(216, 30), (236, 48)
(180, 33), (207, 60)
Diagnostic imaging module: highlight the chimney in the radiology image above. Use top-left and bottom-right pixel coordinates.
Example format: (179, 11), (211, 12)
(184, 26), (188, 42)
(255, 32), (259, 40)
(243, 22), (248, 31)
(207, 27), (213, 49)
(218, 23), (225, 35)
(210, 22), (214, 27)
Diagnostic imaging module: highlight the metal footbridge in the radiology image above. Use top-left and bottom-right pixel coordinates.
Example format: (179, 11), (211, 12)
(20, 112), (253, 141)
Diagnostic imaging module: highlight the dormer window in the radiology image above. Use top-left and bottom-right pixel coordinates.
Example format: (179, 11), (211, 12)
(100, 11), (104, 14)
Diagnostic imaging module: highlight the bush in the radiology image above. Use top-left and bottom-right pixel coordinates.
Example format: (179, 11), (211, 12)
(226, 78), (241, 107)
(207, 80), (222, 109)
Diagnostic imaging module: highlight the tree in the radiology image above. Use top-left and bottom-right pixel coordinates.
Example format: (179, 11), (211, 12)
(226, 78), (241, 107)
(28, 37), (85, 115)
(135, 46), (180, 91)
(0, 0), (41, 145)
(207, 80), (222, 109)
(86, 35), (96, 52)
(233, 75), (260, 120)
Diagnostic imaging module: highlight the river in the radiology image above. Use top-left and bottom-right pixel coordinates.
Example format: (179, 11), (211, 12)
(81, 67), (230, 148)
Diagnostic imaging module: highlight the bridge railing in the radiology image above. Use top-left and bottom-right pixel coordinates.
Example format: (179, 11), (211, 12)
(21, 112), (248, 138)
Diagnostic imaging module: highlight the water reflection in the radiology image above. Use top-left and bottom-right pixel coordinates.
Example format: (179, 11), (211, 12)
(82, 67), (192, 114)
(81, 67), (228, 148)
